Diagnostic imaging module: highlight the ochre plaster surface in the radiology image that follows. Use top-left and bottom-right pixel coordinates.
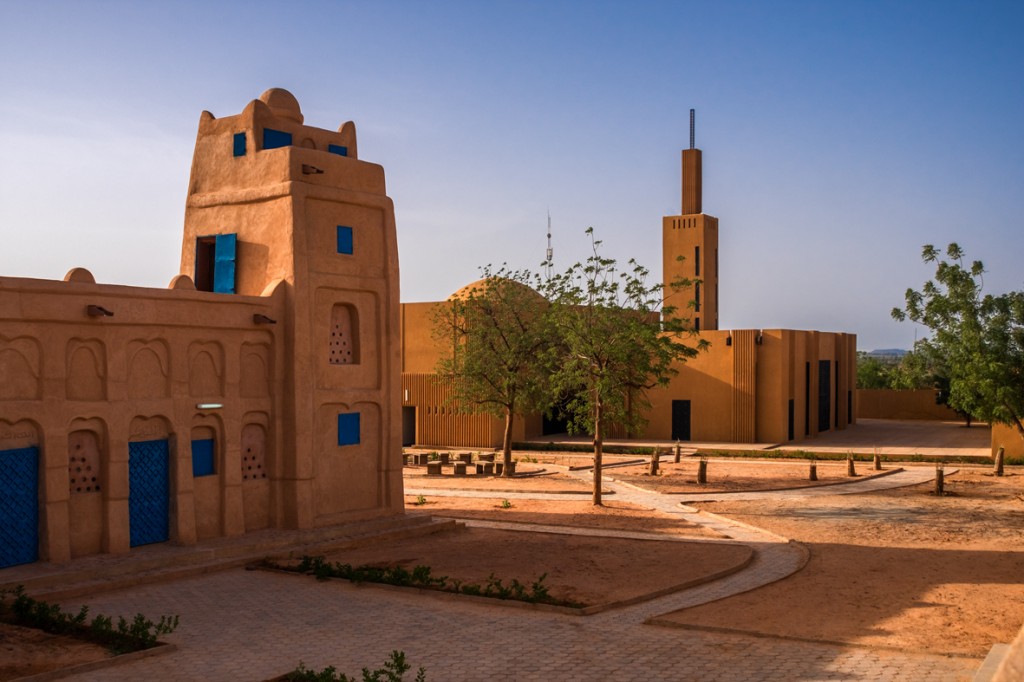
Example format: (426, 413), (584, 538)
(0, 89), (402, 567)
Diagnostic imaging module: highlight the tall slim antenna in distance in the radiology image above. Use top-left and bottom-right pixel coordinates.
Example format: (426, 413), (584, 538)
(689, 109), (695, 150)
(545, 211), (553, 280)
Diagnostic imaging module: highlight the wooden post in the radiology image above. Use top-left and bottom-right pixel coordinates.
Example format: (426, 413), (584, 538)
(873, 448), (881, 471)
(809, 462), (818, 481)
(649, 449), (659, 476)
(995, 446), (1005, 477)
(847, 453), (856, 477)
(697, 457), (708, 485)
(674, 441), (682, 464)
(934, 464), (945, 495)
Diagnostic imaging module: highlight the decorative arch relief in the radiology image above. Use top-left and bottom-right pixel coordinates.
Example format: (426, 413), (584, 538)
(189, 341), (225, 398)
(240, 343), (271, 398)
(0, 336), (41, 400)
(329, 304), (359, 365)
(128, 340), (169, 399)
(66, 339), (106, 401)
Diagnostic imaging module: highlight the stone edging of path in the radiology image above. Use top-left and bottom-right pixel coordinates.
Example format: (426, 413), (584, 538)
(13, 641), (177, 682)
(641, 620), (984, 660)
(605, 466), (905, 497)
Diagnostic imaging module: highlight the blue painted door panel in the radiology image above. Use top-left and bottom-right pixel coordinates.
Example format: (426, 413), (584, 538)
(0, 446), (38, 568)
(129, 439), (169, 547)
(213, 233), (236, 294)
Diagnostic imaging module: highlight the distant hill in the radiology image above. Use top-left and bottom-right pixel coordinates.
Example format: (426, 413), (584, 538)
(863, 348), (909, 358)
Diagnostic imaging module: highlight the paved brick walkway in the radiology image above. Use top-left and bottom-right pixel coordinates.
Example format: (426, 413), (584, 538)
(65, 569), (978, 681)
(55, 466), (982, 681)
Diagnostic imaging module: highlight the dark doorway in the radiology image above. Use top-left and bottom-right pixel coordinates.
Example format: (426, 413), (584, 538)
(788, 399), (795, 441)
(671, 400), (691, 441)
(402, 406), (416, 446)
(818, 360), (831, 433)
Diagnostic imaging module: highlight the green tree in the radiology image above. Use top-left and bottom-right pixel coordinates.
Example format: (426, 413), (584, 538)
(856, 352), (893, 389)
(893, 243), (1024, 440)
(433, 266), (553, 475)
(542, 228), (708, 505)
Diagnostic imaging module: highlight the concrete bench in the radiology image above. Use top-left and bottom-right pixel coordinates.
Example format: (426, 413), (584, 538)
(426, 461), (443, 475)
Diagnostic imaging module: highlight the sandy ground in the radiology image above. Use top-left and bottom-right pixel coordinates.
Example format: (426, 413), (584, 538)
(609, 458), (890, 493)
(404, 467), (597, 492)
(409, 495), (723, 538)
(303, 526), (752, 608)
(0, 621), (111, 678)
(655, 467), (1024, 656)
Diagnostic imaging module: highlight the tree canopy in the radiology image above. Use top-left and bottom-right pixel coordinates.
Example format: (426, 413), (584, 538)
(540, 228), (708, 504)
(433, 266), (554, 475)
(893, 243), (1024, 439)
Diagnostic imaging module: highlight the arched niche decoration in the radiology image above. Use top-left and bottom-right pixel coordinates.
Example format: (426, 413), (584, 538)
(0, 336), (41, 400)
(127, 340), (170, 399)
(188, 341), (224, 398)
(240, 343), (271, 398)
(66, 339), (106, 401)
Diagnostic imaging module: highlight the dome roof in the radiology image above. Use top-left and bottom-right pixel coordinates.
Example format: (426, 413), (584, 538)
(259, 88), (304, 124)
(448, 277), (545, 302)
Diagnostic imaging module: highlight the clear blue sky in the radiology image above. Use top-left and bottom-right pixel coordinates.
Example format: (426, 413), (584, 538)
(2, 1), (1022, 350)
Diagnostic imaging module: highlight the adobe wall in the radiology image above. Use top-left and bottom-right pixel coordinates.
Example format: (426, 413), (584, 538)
(0, 272), (285, 563)
(991, 423), (1024, 459)
(857, 389), (959, 421)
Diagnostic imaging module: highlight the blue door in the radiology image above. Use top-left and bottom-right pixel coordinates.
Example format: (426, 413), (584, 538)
(0, 446), (38, 568)
(129, 439), (169, 547)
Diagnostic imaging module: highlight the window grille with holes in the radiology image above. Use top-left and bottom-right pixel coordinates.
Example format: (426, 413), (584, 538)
(68, 431), (102, 493)
(329, 304), (358, 365)
(241, 429), (267, 481)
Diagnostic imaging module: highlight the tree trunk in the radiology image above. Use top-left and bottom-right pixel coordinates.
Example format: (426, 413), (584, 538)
(593, 394), (603, 506)
(501, 406), (515, 477)
(649, 449), (659, 476)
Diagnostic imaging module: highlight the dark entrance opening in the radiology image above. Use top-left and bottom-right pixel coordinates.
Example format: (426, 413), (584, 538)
(671, 400), (691, 441)
(818, 360), (831, 433)
(402, 406), (416, 447)
(195, 237), (217, 292)
(788, 399), (795, 441)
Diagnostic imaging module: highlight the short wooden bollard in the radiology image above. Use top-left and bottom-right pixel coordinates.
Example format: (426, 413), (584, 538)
(697, 458), (708, 485)
(453, 462), (467, 476)
(674, 442), (682, 464)
(649, 450), (660, 476)
(995, 446), (1005, 477)
(934, 465), (945, 495)
(426, 462), (443, 475)
(847, 454), (856, 477)
(809, 463), (818, 481)
(873, 451), (882, 471)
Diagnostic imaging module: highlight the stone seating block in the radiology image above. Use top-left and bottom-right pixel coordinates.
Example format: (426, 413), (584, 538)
(453, 462), (467, 476)
(426, 462), (443, 475)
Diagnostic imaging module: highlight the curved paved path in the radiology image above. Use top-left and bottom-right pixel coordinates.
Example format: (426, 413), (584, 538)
(60, 465), (979, 681)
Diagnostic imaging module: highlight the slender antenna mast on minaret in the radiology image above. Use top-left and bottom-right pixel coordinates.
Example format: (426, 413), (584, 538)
(689, 108), (695, 150)
(544, 210), (553, 279)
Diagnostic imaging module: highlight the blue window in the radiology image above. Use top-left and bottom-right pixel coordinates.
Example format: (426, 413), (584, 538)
(337, 413), (360, 446)
(263, 128), (292, 150)
(336, 226), (353, 255)
(191, 439), (215, 477)
(195, 233), (237, 294)
(233, 132), (246, 157)
(328, 144), (348, 157)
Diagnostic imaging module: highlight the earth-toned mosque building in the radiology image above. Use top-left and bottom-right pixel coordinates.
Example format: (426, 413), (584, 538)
(0, 89), (404, 569)
(399, 112), (858, 449)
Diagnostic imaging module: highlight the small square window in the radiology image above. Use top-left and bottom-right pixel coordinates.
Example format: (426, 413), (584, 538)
(263, 128), (292, 150)
(233, 132), (246, 157)
(328, 144), (348, 157)
(336, 226), (353, 255)
(337, 413), (360, 446)
(192, 439), (215, 477)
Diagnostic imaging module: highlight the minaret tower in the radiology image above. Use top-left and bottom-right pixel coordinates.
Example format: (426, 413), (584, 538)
(663, 109), (719, 331)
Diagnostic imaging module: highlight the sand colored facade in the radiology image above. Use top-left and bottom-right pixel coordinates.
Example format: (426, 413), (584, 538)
(856, 389), (960, 421)
(0, 90), (402, 569)
(399, 120), (856, 448)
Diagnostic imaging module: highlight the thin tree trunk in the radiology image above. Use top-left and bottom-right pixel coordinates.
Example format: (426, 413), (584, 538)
(593, 394), (603, 506)
(501, 406), (514, 477)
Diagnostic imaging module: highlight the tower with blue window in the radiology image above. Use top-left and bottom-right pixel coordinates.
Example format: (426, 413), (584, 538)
(180, 88), (403, 528)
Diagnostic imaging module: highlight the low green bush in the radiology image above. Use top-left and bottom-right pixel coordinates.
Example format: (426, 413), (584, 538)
(287, 650), (425, 682)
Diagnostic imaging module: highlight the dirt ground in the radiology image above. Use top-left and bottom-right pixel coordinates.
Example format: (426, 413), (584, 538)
(655, 467), (1024, 656)
(0, 621), (111, 678)
(408, 495), (723, 538)
(307, 526), (752, 608)
(609, 458), (893, 493)
(404, 467), (598, 492)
